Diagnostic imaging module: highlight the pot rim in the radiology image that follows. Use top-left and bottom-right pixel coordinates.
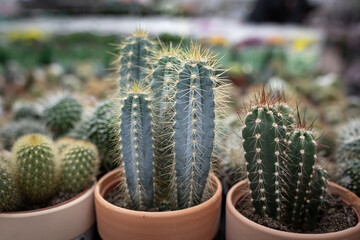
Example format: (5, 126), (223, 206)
(95, 168), (222, 217)
(227, 179), (360, 238)
(0, 183), (95, 217)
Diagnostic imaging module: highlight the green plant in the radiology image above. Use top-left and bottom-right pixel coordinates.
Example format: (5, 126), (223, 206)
(114, 31), (227, 211)
(242, 93), (327, 229)
(11, 134), (60, 203)
(338, 157), (360, 196)
(13, 104), (42, 121)
(336, 118), (360, 160)
(43, 95), (82, 138)
(117, 29), (155, 94)
(0, 151), (22, 212)
(60, 140), (99, 193)
(0, 119), (50, 150)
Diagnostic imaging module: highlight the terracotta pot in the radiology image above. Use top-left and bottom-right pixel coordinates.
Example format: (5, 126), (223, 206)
(95, 168), (222, 240)
(226, 180), (360, 240)
(0, 184), (96, 240)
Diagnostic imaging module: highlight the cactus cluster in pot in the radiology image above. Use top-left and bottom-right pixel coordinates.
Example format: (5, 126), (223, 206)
(110, 30), (229, 211)
(241, 91), (328, 229)
(336, 118), (360, 196)
(0, 133), (99, 212)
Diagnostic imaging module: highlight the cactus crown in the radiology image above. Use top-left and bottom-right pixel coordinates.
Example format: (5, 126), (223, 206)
(114, 31), (228, 211)
(242, 90), (328, 229)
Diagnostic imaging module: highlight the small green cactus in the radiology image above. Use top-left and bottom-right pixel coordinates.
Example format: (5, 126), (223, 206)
(43, 95), (82, 138)
(336, 118), (360, 160)
(0, 119), (50, 150)
(0, 151), (22, 212)
(13, 104), (42, 121)
(338, 157), (360, 196)
(60, 140), (99, 193)
(11, 134), (60, 203)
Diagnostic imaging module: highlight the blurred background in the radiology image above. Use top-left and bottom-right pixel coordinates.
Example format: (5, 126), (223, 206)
(0, 0), (359, 170)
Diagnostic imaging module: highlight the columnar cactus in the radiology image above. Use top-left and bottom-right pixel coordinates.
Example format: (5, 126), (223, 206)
(174, 60), (216, 209)
(117, 87), (154, 210)
(60, 140), (99, 193)
(43, 95), (82, 138)
(117, 29), (155, 93)
(0, 152), (22, 212)
(242, 92), (328, 229)
(242, 102), (287, 219)
(151, 48), (181, 208)
(11, 134), (59, 203)
(285, 128), (317, 226)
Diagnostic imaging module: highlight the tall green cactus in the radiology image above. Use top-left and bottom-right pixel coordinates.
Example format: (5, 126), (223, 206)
(60, 140), (99, 193)
(242, 103), (287, 219)
(118, 87), (154, 210)
(11, 134), (59, 203)
(151, 49), (181, 209)
(43, 95), (82, 138)
(0, 152), (22, 212)
(174, 60), (216, 209)
(117, 29), (155, 93)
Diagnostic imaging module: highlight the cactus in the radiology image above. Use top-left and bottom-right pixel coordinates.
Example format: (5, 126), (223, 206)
(336, 118), (360, 160)
(304, 166), (327, 228)
(55, 137), (76, 154)
(117, 86), (155, 210)
(241, 91), (328, 229)
(150, 48), (181, 209)
(242, 100), (287, 219)
(60, 140), (99, 193)
(117, 29), (155, 93)
(284, 128), (317, 227)
(43, 95), (82, 138)
(174, 59), (216, 209)
(0, 119), (50, 150)
(0, 151), (22, 212)
(11, 134), (59, 203)
(338, 157), (360, 196)
(13, 104), (42, 121)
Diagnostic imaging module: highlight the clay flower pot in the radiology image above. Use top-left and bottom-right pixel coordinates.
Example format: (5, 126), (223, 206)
(226, 179), (360, 240)
(0, 184), (96, 240)
(95, 168), (222, 240)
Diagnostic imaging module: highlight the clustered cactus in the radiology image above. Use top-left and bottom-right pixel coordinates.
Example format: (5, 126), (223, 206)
(242, 92), (328, 229)
(336, 118), (360, 196)
(0, 133), (99, 212)
(113, 30), (228, 211)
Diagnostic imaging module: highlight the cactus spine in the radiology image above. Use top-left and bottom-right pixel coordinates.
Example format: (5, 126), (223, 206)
(0, 152), (22, 212)
(118, 88), (154, 210)
(11, 134), (59, 203)
(60, 140), (99, 193)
